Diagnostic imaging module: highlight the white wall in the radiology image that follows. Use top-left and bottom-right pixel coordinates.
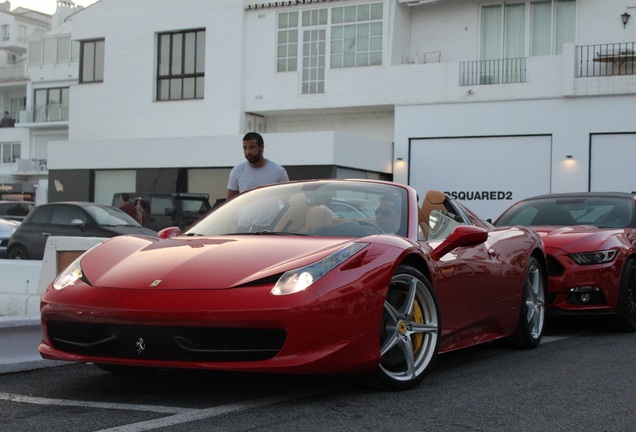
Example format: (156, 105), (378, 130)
(409, 136), (552, 219)
(590, 133), (636, 191)
(69, 0), (246, 141)
(0, 260), (41, 316)
(49, 131), (393, 174)
(394, 95), (636, 206)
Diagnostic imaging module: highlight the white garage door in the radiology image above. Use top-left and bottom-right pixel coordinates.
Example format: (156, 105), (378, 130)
(409, 136), (552, 220)
(590, 133), (636, 193)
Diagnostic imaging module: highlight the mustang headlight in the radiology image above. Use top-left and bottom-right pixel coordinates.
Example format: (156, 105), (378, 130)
(568, 250), (618, 265)
(53, 256), (88, 290)
(271, 242), (368, 296)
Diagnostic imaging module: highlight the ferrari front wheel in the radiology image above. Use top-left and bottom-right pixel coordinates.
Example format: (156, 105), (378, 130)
(374, 265), (440, 390)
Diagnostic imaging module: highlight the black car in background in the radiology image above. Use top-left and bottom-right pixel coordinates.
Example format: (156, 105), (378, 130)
(0, 201), (34, 221)
(7, 202), (157, 260)
(112, 192), (213, 231)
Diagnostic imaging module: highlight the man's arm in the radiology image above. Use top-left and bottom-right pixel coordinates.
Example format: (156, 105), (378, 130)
(227, 189), (239, 200)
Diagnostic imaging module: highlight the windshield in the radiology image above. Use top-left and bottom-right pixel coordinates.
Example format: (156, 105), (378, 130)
(496, 196), (635, 229)
(185, 181), (408, 237)
(85, 205), (142, 227)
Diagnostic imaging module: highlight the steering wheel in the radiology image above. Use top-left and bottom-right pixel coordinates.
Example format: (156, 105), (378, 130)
(356, 220), (384, 233)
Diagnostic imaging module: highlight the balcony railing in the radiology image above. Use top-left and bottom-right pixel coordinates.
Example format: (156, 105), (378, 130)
(18, 104), (69, 124)
(577, 42), (636, 77)
(11, 158), (47, 173)
(0, 65), (26, 83)
(459, 58), (527, 86)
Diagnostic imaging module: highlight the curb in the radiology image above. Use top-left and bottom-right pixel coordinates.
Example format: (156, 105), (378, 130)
(0, 315), (64, 374)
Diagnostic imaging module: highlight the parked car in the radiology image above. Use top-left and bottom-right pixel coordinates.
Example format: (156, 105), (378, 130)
(39, 180), (546, 390)
(0, 218), (20, 258)
(495, 192), (636, 332)
(7, 202), (157, 260)
(112, 192), (212, 231)
(0, 200), (34, 221)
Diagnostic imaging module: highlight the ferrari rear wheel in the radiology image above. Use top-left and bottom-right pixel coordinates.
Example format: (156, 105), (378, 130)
(374, 265), (440, 390)
(511, 256), (545, 348)
(615, 258), (636, 332)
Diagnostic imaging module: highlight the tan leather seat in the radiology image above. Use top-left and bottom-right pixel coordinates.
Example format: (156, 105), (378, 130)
(301, 207), (334, 233)
(419, 190), (447, 240)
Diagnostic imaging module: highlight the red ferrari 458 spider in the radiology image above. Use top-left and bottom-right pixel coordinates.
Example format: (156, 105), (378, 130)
(40, 180), (546, 390)
(495, 192), (636, 332)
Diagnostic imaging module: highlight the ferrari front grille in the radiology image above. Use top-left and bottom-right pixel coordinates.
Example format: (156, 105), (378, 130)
(47, 321), (286, 362)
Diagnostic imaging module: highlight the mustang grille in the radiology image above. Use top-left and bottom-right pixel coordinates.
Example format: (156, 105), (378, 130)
(47, 321), (286, 362)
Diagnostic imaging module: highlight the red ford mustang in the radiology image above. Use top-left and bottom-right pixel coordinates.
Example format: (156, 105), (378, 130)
(40, 180), (546, 390)
(495, 192), (636, 332)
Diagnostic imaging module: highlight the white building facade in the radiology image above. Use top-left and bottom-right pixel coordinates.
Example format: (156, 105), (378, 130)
(21, 0), (636, 219)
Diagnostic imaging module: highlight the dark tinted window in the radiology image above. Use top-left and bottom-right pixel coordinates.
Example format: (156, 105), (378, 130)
(50, 205), (87, 225)
(29, 206), (53, 224)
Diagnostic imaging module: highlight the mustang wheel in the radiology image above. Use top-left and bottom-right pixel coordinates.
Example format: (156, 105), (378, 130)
(615, 258), (636, 332)
(375, 265), (440, 390)
(511, 256), (545, 348)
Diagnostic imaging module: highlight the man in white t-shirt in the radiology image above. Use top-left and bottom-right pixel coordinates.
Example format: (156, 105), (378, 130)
(226, 132), (289, 200)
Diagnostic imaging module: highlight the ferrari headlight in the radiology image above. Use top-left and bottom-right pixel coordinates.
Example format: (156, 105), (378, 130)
(53, 257), (87, 290)
(271, 242), (368, 296)
(568, 250), (618, 265)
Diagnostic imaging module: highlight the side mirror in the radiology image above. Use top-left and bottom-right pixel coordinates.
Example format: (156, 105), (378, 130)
(430, 225), (488, 260)
(70, 219), (86, 231)
(158, 226), (180, 239)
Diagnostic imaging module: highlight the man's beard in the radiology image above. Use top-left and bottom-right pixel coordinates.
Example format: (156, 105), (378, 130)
(246, 154), (262, 164)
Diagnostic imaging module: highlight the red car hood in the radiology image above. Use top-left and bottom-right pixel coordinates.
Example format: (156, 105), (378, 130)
(531, 225), (620, 253)
(79, 235), (359, 290)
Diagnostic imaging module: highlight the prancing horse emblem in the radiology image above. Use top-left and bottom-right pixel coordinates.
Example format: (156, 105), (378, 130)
(150, 280), (162, 287)
(135, 338), (146, 354)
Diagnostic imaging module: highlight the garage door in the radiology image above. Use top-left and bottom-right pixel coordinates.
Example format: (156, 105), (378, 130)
(409, 135), (552, 221)
(590, 133), (636, 193)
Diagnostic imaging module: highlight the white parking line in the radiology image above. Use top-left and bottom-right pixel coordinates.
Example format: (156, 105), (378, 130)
(94, 391), (316, 432)
(3, 336), (573, 431)
(0, 392), (195, 414)
(1, 387), (329, 432)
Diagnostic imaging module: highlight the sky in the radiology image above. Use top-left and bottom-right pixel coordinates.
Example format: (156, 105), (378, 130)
(8, 0), (98, 14)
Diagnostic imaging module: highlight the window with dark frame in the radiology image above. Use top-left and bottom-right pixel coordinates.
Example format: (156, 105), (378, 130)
(33, 87), (69, 122)
(156, 28), (205, 101)
(80, 39), (105, 83)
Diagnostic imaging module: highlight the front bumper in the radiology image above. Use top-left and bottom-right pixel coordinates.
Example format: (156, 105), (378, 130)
(545, 252), (622, 315)
(39, 271), (389, 375)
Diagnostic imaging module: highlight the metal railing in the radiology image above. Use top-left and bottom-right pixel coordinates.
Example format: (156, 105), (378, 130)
(18, 104), (70, 124)
(459, 57), (527, 86)
(12, 158), (47, 173)
(0, 65), (26, 83)
(577, 42), (636, 77)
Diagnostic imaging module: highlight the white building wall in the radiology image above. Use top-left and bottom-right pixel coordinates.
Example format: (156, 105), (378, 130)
(393, 94), (636, 199)
(68, 0), (246, 141)
(49, 131), (392, 174)
(40, 0), (636, 202)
